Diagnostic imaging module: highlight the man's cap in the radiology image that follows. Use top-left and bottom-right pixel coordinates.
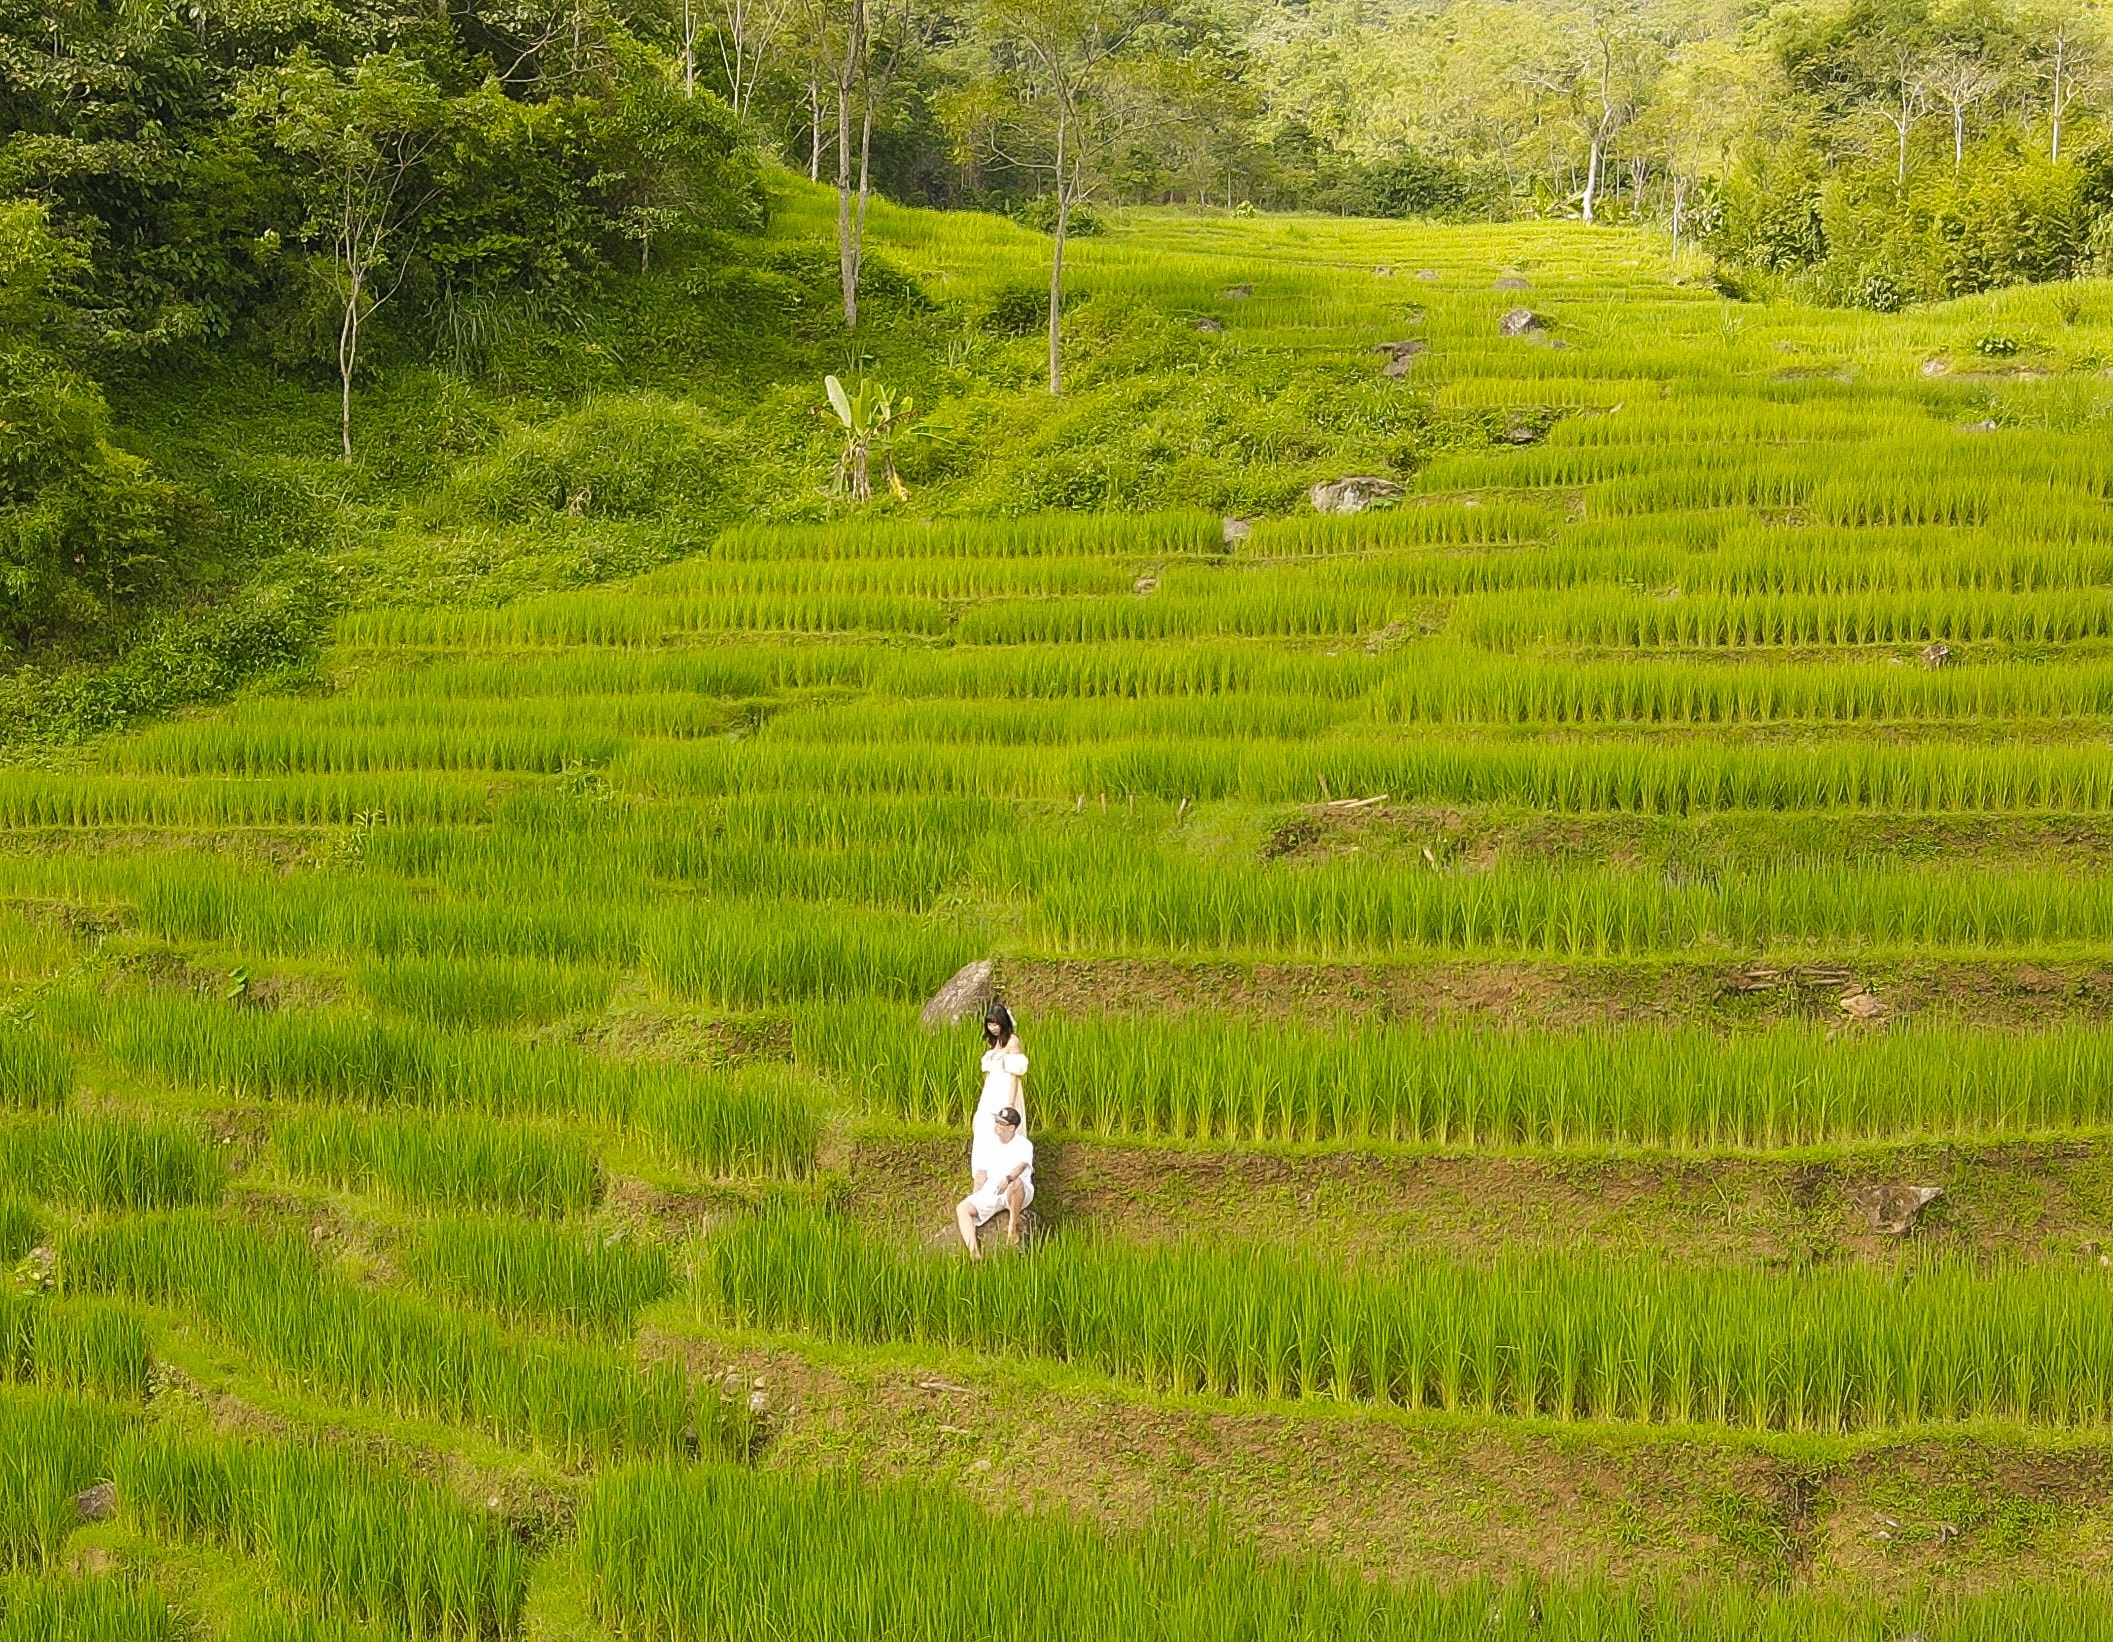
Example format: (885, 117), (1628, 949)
(994, 1108), (1023, 1128)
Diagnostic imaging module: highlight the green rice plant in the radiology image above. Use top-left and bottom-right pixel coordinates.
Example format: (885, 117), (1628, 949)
(0, 1116), (225, 1210)
(635, 1069), (820, 1180)
(701, 1211), (2113, 1433)
(276, 1110), (601, 1215)
(70, 989), (816, 1179)
(355, 955), (615, 1027)
(578, 1458), (2113, 1642)
(643, 898), (977, 1006)
(0, 1574), (177, 1642)
(0, 771), (496, 829)
(803, 1006), (2113, 1146)
(63, 1213), (707, 1462)
(408, 1215), (672, 1334)
(25, 1303), (150, 1402)
(116, 1425), (524, 1639)
(0, 1203), (37, 1268)
(617, 726), (2113, 814)
(0, 1033), (67, 1114)
(0, 1387), (133, 1571)
(223, 1613), (391, 1642)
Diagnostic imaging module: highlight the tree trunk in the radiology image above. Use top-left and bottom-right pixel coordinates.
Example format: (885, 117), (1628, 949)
(835, 0), (865, 330)
(855, 64), (877, 302)
(1953, 102), (1965, 171)
(836, 86), (857, 328)
(2052, 43), (2066, 162)
(1582, 133), (1602, 224)
(338, 270), (362, 464)
(682, 0), (696, 97)
(808, 75), (823, 180)
(1048, 111), (1068, 396)
(1670, 173), (1686, 259)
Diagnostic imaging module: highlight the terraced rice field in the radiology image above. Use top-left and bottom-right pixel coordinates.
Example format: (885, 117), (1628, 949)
(12, 203), (2113, 1635)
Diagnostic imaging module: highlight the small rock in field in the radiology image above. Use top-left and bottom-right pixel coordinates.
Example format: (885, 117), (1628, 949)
(1494, 274), (1529, 291)
(1920, 641), (1950, 669)
(1373, 264), (1393, 276)
(1920, 359), (1951, 377)
(1221, 283), (1253, 300)
(1498, 307), (1542, 336)
(74, 1483), (116, 1522)
(1221, 517), (1253, 547)
(1133, 572), (1159, 595)
(1839, 991), (1887, 1020)
(1501, 425), (1537, 444)
(1309, 477), (1404, 515)
(920, 958), (995, 1029)
(1376, 338), (1428, 377)
(1960, 418), (2000, 432)
(1860, 1183), (1944, 1235)
(1415, 269), (1441, 281)
(1194, 316), (1225, 334)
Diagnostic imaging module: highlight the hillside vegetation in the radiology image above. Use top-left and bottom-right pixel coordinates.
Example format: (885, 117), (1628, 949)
(11, 194), (2113, 1637)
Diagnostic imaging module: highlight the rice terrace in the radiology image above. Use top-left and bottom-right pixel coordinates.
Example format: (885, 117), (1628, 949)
(16, 0), (2113, 1633)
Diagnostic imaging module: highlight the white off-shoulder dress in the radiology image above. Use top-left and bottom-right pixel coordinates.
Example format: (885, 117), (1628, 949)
(974, 1041), (1029, 1145)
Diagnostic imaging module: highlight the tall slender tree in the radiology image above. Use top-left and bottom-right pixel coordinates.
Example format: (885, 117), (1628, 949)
(972, 0), (1143, 392)
(240, 50), (445, 463)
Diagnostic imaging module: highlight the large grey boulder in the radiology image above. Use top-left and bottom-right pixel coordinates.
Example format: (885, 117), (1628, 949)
(921, 959), (995, 1029)
(1309, 477), (1403, 515)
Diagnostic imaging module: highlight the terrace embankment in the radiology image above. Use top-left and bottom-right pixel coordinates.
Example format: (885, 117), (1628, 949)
(842, 1131), (2113, 1266)
(1001, 954), (2113, 1029)
(664, 1332), (2113, 1595)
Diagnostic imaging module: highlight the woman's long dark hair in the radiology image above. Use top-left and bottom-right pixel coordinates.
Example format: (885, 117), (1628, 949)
(984, 1002), (1016, 1045)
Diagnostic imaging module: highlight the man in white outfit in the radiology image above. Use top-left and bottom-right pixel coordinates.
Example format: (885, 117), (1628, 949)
(957, 1107), (1033, 1258)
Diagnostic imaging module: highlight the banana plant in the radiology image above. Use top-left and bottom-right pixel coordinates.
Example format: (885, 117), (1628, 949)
(824, 374), (914, 504)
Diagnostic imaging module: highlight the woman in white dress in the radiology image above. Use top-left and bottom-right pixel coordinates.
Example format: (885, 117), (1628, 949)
(974, 1003), (1028, 1145)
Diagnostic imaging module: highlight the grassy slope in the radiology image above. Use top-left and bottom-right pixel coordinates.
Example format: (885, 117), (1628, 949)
(12, 183), (2113, 1633)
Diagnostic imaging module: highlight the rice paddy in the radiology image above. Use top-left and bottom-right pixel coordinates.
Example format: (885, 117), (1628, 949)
(12, 198), (2113, 1631)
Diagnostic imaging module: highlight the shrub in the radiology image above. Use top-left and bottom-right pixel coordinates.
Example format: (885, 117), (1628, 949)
(445, 394), (737, 521)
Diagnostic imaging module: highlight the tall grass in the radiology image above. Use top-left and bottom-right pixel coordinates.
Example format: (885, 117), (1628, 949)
(0, 1033), (68, 1113)
(0, 1116), (225, 1210)
(409, 1216), (672, 1334)
(0, 1300), (151, 1402)
(0, 1574), (177, 1642)
(806, 1006), (2113, 1147)
(579, 1460), (2113, 1642)
(1024, 849), (2113, 959)
(0, 1387), (132, 1570)
(356, 955), (615, 1027)
(704, 1212), (2113, 1432)
(643, 898), (977, 1006)
(117, 1426), (525, 1638)
(76, 993), (815, 1175)
(276, 1111), (601, 1215)
(0, 1204), (36, 1268)
(64, 1214), (704, 1462)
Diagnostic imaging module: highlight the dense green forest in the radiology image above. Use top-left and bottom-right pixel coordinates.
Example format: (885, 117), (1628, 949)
(6, 0), (2113, 724)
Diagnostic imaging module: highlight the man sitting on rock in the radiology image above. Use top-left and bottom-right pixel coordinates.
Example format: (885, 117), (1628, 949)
(956, 1106), (1033, 1259)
